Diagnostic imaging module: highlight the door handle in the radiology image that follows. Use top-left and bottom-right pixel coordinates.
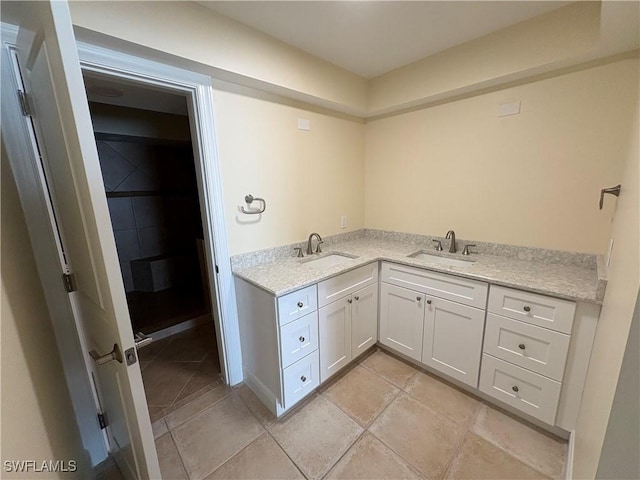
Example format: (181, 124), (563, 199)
(134, 332), (153, 350)
(90, 343), (123, 365)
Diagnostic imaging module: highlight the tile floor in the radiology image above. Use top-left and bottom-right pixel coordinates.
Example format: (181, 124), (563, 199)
(147, 348), (567, 480)
(138, 322), (222, 423)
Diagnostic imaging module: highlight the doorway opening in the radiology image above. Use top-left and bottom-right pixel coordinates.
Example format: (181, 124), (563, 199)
(83, 73), (223, 422)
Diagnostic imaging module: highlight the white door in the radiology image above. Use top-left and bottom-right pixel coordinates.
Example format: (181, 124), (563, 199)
(15, 2), (160, 478)
(379, 283), (425, 361)
(351, 284), (378, 359)
(319, 298), (352, 382)
(422, 297), (485, 388)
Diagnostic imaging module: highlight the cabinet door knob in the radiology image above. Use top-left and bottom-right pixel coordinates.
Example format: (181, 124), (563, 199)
(297, 301), (304, 308)
(426, 299), (432, 305)
(299, 336), (305, 343)
(523, 305), (531, 312)
(354, 296), (359, 301)
(518, 343), (526, 350)
(300, 375), (307, 382)
(512, 385), (519, 393)
(416, 296), (422, 302)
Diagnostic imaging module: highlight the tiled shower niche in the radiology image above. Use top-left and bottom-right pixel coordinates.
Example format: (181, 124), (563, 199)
(96, 133), (209, 333)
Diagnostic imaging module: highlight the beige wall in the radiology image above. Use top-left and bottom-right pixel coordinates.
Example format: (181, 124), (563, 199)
(1, 150), (86, 478)
(214, 90), (365, 255)
(368, 2), (601, 114)
(364, 57), (638, 254)
(573, 102), (639, 478)
(68, 1), (368, 115)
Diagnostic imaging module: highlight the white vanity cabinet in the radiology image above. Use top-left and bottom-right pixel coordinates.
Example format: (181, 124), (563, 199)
(479, 285), (576, 425)
(379, 282), (425, 361)
(235, 279), (320, 416)
(318, 264), (378, 382)
(379, 262), (488, 387)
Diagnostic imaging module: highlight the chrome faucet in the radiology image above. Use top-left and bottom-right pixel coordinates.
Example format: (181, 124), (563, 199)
(306, 232), (323, 255)
(445, 230), (457, 253)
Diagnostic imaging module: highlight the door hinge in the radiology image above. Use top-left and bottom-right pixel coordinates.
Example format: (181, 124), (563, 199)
(97, 412), (107, 430)
(62, 273), (76, 293)
(17, 90), (32, 117)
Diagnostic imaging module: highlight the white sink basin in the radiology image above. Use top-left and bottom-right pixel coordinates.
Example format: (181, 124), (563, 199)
(302, 253), (357, 268)
(408, 251), (474, 268)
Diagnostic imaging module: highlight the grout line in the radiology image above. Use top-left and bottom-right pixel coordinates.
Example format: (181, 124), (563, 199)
(167, 428), (191, 480)
(264, 429), (309, 480)
(319, 429), (368, 480)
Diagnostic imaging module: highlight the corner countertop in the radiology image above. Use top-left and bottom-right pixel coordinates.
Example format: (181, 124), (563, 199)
(231, 237), (604, 304)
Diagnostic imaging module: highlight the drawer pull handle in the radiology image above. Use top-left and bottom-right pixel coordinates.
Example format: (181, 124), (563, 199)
(523, 306), (531, 312)
(299, 336), (305, 343)
(348, 299), (353, 304)
(426, 299), (432, 305)
(512, 385), (519, 393)
(297, 301), (304, 308)
(354, 296), (359, 301)
(300, 375), (307, 382)
(518, 343), (526, 350)
(416, 296), (422, 302)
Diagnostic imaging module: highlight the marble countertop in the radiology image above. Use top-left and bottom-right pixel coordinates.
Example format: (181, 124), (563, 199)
(232, 237), (604, 304)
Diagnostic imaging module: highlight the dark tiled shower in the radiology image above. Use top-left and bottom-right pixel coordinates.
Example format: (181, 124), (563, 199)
(95, 129), (209, 333)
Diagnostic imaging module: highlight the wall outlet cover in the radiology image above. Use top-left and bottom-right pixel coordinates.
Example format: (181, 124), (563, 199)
(498, 101), (521, 117)
(297, 118), (311, 131)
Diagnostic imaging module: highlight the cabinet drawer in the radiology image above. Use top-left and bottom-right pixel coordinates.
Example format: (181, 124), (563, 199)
(283, 350), (320, 409)
(484, 314), (570, 381)
(317, 263), (378, 307)
(488, 286), (575, 334)
(479, 354), (561, 425)
(277, 284), (318, 326)
(381, 262), (487, 309)
(280, 312), (319, 369)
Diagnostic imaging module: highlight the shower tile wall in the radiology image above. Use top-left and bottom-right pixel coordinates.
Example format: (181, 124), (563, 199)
(97, 138), (202, 293)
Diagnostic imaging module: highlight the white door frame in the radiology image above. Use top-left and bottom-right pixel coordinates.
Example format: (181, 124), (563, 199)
(75, 41), (242, 387)
(2, 20), (242, 466)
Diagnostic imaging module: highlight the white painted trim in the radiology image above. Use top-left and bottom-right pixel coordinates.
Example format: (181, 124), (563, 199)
(1, 22), (107, 466)
(75, 41), (242, 385)
(565, 430), (575, 480)
(144, 314), (210, 343)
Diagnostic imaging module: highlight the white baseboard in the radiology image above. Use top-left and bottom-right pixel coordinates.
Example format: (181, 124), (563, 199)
(565, 429), (575, 480)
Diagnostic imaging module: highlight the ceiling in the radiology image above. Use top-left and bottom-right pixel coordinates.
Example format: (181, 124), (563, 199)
(198, 1), (572, 79)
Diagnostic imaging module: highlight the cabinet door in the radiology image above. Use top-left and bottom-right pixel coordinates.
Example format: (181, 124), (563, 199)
(319, 298), (352, 383)
(351, 284), (378, 360)
(379, 283), (425, 361)
(422, 297), (485, 387)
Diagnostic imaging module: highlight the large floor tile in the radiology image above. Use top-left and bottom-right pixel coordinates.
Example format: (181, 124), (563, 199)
(176, 354), (221, 401)
(172, 394), (264, 480)
(472, 405), (567, 479)
(445, 433), (548, 479)
(269, 395), (363, 480)
(323, 365), (399, 426)
(151, 418), (168, 439)
(326, 432), (421, 479)
(370, 393), (466, 478)
(165, 383), (232, 429)
(206, 433), (304, 480)
(141, 360), (199, 407)
(361, 350), (418, 388)
(137, 337), (171, 362)
(405, 371), (480, 425)
(237, 385), (276, 426)
(157, 329), (212, 362)
(156, 433), (188, 480)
